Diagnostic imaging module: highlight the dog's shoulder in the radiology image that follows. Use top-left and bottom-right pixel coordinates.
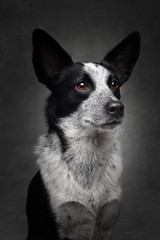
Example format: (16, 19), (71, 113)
(26, 171), (60, 239)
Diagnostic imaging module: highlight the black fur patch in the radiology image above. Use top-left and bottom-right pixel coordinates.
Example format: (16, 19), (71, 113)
(46, 62), (95, 151)
(46, 62), (95, 121)
(26, 172), (60, 239)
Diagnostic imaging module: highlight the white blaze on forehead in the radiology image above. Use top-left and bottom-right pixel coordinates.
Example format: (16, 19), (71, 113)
(83, 63), (110, 90)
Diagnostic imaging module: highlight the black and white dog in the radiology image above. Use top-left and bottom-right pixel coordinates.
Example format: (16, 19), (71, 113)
(26, 29), (140, 240)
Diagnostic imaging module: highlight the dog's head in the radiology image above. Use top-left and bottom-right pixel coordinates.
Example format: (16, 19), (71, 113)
(32, 29), (140, 130)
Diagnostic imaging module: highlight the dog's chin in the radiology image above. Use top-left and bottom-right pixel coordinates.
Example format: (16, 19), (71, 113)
(84, 119), (122, 130)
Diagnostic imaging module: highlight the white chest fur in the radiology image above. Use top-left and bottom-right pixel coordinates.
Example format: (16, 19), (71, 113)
(36, 127), (122, 215)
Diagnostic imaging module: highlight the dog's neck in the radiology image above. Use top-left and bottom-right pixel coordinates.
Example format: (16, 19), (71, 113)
(51, 118), (121, 187)
(36, 114), (121, 189)
(36, 122), (122, 211)
(58, 115), (120, 152)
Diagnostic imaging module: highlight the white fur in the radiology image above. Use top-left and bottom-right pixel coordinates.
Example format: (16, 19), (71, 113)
(35, 63), (123, 217)
(84, 63), (110, 92)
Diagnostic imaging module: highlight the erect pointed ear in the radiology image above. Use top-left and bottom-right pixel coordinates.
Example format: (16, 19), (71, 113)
(32, 29), (73, 90)
(101, 31), (140, 86)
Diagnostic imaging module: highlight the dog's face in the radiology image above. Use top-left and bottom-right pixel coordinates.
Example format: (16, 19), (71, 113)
(32, 29), (140, 130)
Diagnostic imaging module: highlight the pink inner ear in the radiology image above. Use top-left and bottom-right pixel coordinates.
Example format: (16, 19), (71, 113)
(43, 55), (57, 77)
(116, 61), (123, 70)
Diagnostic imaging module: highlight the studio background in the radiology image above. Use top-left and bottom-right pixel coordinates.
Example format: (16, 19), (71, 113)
(0, 0), (160, 239)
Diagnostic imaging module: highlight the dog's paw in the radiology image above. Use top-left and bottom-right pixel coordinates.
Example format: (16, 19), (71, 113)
(91, 200), (120, 240)
(96, 199), (121, 232)
(56, 201), (96, 240)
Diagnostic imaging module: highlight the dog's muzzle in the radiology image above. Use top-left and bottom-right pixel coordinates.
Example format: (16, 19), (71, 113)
(83, 100), (124, 129)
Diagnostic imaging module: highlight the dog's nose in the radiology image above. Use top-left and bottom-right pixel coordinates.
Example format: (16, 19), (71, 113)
(107, 101), (124, 118)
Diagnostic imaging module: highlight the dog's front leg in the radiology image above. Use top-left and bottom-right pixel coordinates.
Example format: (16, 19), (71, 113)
(92, 199), (121, 240)
(56, 201), (96, 240)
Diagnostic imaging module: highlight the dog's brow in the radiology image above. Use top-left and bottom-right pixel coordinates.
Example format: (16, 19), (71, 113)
(83, 63), (110, 88)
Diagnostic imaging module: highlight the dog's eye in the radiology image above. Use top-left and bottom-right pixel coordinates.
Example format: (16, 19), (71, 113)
(111, 80), (119, 91)
(76, 82), (87, 91)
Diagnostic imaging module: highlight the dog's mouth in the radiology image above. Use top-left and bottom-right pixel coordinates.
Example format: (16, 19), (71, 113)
(84, 119), (122, 129)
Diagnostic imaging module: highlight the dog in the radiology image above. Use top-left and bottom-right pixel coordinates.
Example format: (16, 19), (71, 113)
(26, 29), (140, 240)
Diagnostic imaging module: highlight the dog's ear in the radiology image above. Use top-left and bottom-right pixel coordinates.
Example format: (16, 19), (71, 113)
(101, 31), (140, 86)
(32, 29), (73, 90)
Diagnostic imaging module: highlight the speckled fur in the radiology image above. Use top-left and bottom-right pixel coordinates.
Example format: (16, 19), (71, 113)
(35, 63), (123, 218)
(79, 63), (119, 128)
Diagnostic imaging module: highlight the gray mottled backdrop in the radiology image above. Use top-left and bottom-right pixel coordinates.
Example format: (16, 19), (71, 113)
(0, 0), (160, 239)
